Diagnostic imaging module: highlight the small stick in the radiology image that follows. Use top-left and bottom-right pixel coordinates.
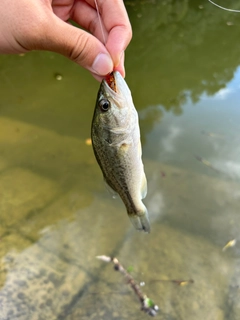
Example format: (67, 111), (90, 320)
(222, 239), (237, 252)
(96, 255), (159, 317)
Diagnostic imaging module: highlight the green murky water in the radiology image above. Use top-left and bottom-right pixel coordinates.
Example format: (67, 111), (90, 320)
(1, 1), (240, 319)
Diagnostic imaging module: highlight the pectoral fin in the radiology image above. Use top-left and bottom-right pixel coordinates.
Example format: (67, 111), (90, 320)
(104, 178), (118, 199)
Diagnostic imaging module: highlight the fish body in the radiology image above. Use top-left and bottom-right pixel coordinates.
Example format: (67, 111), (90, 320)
(91, 71), (150, 233)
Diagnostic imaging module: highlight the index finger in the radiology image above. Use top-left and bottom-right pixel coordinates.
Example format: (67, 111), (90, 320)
(88, 0), (132, 70)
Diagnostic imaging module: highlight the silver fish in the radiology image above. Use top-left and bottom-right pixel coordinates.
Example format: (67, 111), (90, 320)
(91, 71), (150, 233)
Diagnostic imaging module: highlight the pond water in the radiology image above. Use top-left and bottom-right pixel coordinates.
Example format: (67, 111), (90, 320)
(0, 1), (240, 319)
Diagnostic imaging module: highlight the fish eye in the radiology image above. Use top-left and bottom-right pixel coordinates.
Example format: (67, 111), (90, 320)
(99, 99), (110, 112)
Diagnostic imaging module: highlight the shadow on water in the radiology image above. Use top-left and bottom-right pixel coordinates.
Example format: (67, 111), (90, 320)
(0, 1), (240, 319)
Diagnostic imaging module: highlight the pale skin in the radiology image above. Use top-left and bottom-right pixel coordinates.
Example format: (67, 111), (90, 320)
(0, 0), (132, 81)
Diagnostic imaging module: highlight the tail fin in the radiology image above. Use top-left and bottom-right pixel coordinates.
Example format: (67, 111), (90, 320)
(129, 205), (150, 233)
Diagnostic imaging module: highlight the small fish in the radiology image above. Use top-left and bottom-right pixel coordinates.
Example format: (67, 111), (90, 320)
(91, 71), (150, 233)
(201, 130), (224, 140)
(194, 155), (219, 172)
(222, 239), (236, 252)
(150, 279), (194, 286)
(175, 279), (194, 286)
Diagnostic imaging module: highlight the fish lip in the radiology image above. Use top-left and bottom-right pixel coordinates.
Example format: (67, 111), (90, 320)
(100, 71), (131, 109)
(102, 71), (128, 95)
(99, 73), (123, 109)
(102, 72), (119, 95)
(101, 79), (116, 95)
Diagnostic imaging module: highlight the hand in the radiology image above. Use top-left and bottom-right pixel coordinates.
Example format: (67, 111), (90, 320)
(0, 0), (132, 81)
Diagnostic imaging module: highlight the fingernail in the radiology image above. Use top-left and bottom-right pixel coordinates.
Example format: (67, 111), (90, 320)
(92, 53), (113, 75)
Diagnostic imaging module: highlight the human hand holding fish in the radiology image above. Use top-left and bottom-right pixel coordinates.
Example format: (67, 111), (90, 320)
(0, 0), (132, 80)
(90, 2), (150, 232)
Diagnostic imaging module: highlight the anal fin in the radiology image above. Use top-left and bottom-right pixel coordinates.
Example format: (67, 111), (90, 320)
(104, 178), (118, 199)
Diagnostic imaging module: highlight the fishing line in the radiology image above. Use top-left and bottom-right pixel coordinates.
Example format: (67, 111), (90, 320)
(94, 0), (106, 44)
(208, 0), (240, 12)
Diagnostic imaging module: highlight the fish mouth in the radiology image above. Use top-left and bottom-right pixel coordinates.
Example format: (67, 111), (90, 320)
(105, 72), (117, 92)
(102, 71), (130, 105)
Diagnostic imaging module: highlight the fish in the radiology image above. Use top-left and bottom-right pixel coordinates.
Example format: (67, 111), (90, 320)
(201, 130), (225, 140)
(148, 278), (194, 287)
(194, 155), (219, 172)
(91, 71), (150, 233)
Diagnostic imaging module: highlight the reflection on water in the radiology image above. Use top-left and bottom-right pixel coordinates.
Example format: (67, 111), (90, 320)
(0, 1), (240, 319)
(144, 66), (240, 183)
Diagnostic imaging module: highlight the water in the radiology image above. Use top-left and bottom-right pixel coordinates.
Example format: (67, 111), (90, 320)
(0, 1), (240, 319)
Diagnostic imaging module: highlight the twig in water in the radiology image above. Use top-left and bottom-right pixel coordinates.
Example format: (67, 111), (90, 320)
(96, 255), (159, 317)
(222, 239), (236, 252)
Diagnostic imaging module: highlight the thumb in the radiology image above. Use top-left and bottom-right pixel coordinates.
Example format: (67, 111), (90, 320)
(31, 15), (113, 78)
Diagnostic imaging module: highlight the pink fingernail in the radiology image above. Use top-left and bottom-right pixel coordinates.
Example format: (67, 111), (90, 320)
(92, 53), (113, 75)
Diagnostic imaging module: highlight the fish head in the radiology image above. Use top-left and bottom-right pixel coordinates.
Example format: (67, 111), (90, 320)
(93, 71), (135, 130)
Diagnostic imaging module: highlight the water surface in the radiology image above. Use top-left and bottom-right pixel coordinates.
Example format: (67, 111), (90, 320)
(0, 1), (240, 319)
